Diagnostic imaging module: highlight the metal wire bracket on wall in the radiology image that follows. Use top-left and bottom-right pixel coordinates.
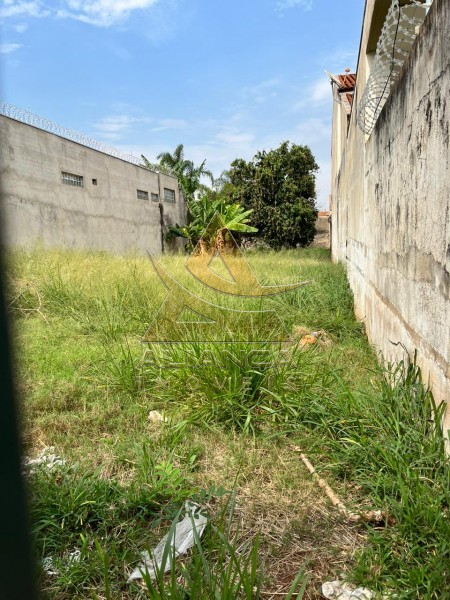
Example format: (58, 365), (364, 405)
(0, 101), (143, 167)
(357, 0), (432, 136)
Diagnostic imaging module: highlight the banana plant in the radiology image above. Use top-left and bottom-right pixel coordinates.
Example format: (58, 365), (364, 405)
(167, 190), (257, 253)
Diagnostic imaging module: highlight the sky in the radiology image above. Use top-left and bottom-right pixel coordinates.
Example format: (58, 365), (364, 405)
(0, 0), (365, 209)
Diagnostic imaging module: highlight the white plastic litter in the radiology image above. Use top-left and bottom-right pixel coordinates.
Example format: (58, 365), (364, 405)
(25, 447), (65, 473)
(42, 556), (59, 577)
(322, 580), (374, 599)
(42, 549), (81, 577)
(128, 502), (207, 582)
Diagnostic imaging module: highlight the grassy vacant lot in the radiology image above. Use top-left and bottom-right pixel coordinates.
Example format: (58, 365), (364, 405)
(7, 246), (450, 599)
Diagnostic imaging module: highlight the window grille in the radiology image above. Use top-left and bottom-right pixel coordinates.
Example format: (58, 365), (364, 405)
(164, 188), (176, 203)
(151, 193), (159, 202)
(61, 172), (83, 187)
(137, 189), (149, 201)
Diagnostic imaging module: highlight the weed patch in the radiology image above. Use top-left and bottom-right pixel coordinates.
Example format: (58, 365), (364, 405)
(8, 247), (449, 598)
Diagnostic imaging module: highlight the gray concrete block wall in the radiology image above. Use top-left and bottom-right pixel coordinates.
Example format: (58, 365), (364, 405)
(0, 115), (186, 255)
(331, 0), (450, 429)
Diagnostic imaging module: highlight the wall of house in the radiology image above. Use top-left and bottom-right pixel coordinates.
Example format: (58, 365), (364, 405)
(0, 115), (186, 255)
(331, 0), (450, 428)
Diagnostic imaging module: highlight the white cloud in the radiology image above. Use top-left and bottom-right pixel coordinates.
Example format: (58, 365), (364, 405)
(0, 42), (23, 53)
(95, 115), (136, 132)
(127, 123), (258, 183)
(151, 118), (188, 132)
(14, 22), (29, 31)
(241, 78), (280, 105)
(93, 113), (188, 141)
(57, 0), (160, 26)
(276, 0), (313, 14)
(317, 48), (358, 73)
(94, 113), (187, 140)
(93, 114), (143, 140)
(215, 130), (255, 146)
(294, 116), (331, 146)
(109, 44), (132, 60)
(292, 77), (332, 112)
(0, 0), (161, 27)
(0, 1), (48, 18)
(311, 78), (332, 103)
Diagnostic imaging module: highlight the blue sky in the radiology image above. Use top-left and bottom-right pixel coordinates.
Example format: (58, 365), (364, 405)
(1, 0), (364, 208)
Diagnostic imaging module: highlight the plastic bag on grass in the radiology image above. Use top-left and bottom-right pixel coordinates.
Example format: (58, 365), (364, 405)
(127, 501), (207, 582)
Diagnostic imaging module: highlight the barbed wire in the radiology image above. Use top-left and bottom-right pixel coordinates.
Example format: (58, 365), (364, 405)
(357, 0), (432, 136)
(0, 101), (144, 167)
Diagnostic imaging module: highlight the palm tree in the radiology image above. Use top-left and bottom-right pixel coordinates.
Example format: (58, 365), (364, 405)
(140, 154), (171, 175)
(156, 144), (213, 203)
(156, 143), (186, 173)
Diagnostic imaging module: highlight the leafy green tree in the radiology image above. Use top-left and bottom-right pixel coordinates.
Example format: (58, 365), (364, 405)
(226, 142), (319, 249)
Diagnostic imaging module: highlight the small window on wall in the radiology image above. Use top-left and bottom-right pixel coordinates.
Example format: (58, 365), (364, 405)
(164, 188), (176, 203)
(62, 172), (83, 187)
(151, 193), (159, 202)
(137, 189), (149, 201)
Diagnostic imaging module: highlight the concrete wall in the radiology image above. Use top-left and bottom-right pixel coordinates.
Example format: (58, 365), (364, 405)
(331, 0), (450, 428)
(0, 115), (186, 255)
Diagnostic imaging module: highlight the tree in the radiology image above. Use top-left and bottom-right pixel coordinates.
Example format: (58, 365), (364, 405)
(167, 189), (257, 253)
(146, 145), (256, 253)
(140, 154), (172, 176)
(148, 144), (214, 203)
(226, 142), (319, 249)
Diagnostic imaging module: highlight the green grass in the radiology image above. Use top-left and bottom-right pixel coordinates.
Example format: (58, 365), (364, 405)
(7, 246), (450, 598)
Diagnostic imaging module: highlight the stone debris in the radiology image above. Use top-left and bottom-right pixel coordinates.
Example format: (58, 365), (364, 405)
(24, 447), (65, 473)
(128, 502), (207, 582)
(292, 326), (332, 348)
(148, 410), (168, 423)
(322, 580), (374, 599)
(300, 334), (319, 347)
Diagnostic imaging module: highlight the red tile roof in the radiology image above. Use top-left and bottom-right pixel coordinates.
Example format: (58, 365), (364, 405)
(326, 70), (356, 114)
(337, 72), (356, 90)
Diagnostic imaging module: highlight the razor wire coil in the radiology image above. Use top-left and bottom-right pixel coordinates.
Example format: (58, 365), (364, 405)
(0, 101), (143, 167)
(357, 0), (432, 135)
